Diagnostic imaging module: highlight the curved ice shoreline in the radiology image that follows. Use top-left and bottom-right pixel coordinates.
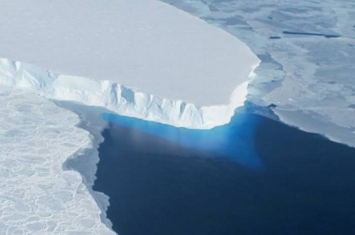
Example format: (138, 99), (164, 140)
(0, 58), (259, 129)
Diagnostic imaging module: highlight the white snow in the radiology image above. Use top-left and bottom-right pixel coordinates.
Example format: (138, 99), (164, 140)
(0, 0), (259, 129)
(1, 1), (353, 234)
(0, 87), (114, 235)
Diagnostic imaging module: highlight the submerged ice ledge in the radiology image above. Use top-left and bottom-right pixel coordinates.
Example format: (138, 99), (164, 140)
(0, 58), (258, 129)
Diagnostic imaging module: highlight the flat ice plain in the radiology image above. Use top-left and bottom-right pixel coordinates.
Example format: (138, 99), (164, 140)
(0, 0), (259, 129)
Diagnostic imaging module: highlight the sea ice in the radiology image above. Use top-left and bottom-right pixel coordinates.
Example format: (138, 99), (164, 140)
(0, 88), (114, 235)
(163, 0), (355, 147)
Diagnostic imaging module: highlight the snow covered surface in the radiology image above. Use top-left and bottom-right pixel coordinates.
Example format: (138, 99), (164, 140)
(0, 88), (114, 234)
(163, 0), (355, 147)
(0, 0), (259, 129)
(1, 0), (354, 233)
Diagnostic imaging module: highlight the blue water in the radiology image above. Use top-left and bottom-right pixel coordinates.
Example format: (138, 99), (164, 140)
(94, 110), (355, 235)
(101, 112), (262, 169)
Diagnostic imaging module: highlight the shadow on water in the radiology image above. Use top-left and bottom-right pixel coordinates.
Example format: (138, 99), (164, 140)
(101, 111), (263, 170)
(94, 108), (355, 235)
(282, 31), (341, 38)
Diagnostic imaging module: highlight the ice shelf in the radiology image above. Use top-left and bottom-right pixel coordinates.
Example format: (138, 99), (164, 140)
(0, 0), (259, 129)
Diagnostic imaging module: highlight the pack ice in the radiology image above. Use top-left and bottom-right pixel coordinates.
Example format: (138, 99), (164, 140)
(0, 0), (259, 129)
(0, 88), (114, 235)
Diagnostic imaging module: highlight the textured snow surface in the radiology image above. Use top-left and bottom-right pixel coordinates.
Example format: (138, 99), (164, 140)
(0, 0), (259, 108)
(0, 88), (114, 235)
(163, 0), (355, 147)
(0, 58), (256, 129)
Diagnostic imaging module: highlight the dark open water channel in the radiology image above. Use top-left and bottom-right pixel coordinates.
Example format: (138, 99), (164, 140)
(93, 110), (355, 235)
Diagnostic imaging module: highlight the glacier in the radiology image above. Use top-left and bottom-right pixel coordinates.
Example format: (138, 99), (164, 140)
(0, 0), (259, 129)
(2, 0), (354, 234)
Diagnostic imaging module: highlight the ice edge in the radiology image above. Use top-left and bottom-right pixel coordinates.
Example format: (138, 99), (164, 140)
(0, 57), (260, 129)
(61, 113), (114, 232)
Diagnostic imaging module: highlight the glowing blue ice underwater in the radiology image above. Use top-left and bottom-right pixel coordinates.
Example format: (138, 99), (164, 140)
(101, 111), (263, 170)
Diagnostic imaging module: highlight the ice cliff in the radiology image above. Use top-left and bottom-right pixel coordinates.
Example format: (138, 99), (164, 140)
(0, 58), (258, 129)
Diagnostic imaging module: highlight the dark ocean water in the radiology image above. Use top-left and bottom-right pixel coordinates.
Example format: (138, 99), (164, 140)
(93, 110), (355, 235)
